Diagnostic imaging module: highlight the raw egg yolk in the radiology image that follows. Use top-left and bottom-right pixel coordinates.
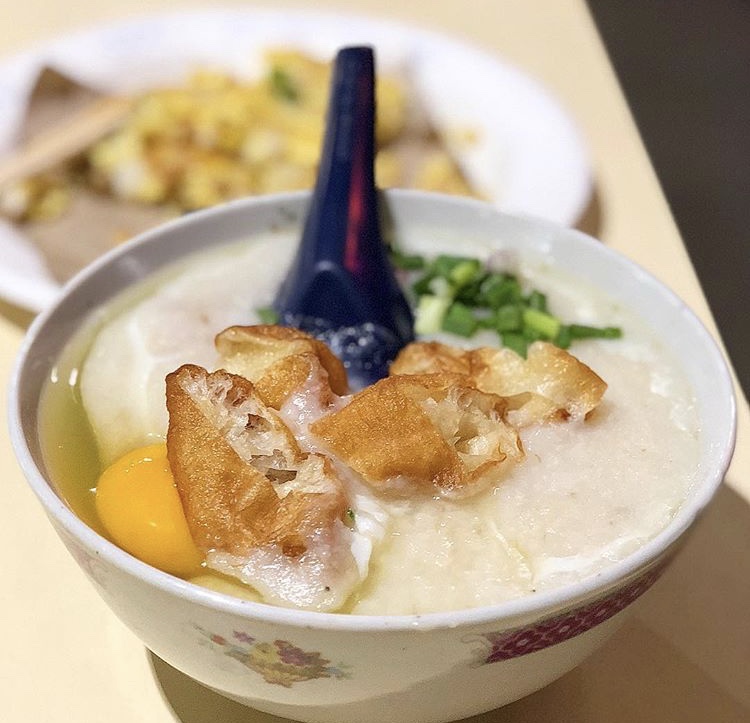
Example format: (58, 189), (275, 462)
(95, 443), (203, 577)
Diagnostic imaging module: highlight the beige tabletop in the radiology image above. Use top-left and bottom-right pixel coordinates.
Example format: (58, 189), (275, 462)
(2, 1), (749, 721)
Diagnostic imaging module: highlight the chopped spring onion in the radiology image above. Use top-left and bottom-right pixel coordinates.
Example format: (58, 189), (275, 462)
(479, 274), (523, 308)
(448, 259), (483, 287)
(442, 302), (479, 337)
(526, 290), (548, 312)
(501, 332), (529, 358)
(555, 325), (573, 349)
(568, 324), (623, 340)
(493, 304), (524, 332)
(522, 308), (561, 340)
(414, 294), (452, 335)
(390, 250), (427, 271)
(399, 248), (622, 355)
(256, 306), (280, 324)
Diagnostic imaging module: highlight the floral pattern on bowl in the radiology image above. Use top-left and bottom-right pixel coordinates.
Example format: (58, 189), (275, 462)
(467, 560), (669, 664)
(194, 625), (351, 687)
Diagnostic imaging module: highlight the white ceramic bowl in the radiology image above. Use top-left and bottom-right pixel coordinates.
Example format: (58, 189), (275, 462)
(9, 191), (736, 723)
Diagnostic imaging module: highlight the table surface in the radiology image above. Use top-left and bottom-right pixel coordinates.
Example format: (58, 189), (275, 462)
(2, 2), (749, 721)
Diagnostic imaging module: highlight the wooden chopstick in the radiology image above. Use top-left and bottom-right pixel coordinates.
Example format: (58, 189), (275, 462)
(0, 95), (132, 187)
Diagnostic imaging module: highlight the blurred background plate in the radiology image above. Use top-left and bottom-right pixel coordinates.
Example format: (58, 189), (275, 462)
(0, 8), (591, 313)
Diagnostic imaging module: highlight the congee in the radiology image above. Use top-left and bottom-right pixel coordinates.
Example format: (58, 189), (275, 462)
(39, 227), (700, 614)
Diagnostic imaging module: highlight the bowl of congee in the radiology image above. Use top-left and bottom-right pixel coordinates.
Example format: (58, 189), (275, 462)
(9, 190), (735, 722)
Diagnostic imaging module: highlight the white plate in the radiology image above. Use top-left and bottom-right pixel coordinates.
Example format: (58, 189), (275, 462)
(0, 8), (591, 313)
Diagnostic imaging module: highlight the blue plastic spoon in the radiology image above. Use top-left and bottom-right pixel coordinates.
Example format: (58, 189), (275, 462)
(272, 46), (414, 389)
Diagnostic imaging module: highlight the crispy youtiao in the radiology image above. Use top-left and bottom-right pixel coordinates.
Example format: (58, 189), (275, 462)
(215, 324), (348, 408)
(389, 340), (472, 377)
(165, 364), (348, 557)
(310, 373), (523, 497)
(472, 342), (607, 423)
(391, 340), (606, 425)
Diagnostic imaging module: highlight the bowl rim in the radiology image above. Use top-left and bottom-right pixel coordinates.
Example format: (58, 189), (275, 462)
(8, 189), (737, 632)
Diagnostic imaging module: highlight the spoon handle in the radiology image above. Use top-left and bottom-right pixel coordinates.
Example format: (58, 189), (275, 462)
(273, 46), (413, 342)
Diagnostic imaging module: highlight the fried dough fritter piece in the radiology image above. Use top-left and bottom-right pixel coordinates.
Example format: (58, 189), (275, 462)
(391, 340), (607, 425)
(389, 340), (472, 377)
(165, 364), (347, 557)
(472, 342), (607, 424)
(215, 324), (348, 409)
(310, 373), (523, 497)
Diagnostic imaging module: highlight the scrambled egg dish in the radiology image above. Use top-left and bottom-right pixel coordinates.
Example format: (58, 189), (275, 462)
(3, 49), (476, 222)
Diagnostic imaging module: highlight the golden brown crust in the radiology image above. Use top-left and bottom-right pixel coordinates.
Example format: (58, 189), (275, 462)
(165, 364), (347, 558)
(215, 324), (348, 408)
(472, 342), (607, 423)
(165, 330), (608, 563)
(310, 373), (523, 497)
(389, 341), (472, 377)
(391, 340), (607, 425)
